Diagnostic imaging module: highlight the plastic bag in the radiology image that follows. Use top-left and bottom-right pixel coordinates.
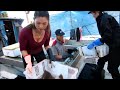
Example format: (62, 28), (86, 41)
(82, 46), (97, 56)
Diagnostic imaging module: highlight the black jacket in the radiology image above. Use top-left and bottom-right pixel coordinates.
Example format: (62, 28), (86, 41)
(96, 12), (120, 49)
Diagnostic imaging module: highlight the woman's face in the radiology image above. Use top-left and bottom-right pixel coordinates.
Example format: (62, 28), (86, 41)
(34, 17), (49, 31)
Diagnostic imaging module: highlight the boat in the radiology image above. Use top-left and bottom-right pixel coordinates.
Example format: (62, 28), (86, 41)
(0, 11), (120, 79)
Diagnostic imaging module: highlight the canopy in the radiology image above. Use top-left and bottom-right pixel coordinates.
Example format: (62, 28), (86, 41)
(50, 11), (120, 38)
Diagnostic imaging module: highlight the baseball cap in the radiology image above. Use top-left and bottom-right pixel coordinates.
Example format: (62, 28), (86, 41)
(55, 29), (65, 36)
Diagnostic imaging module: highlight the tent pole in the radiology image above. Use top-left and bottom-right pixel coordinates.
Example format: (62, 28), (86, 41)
(70, 11), (73, 28)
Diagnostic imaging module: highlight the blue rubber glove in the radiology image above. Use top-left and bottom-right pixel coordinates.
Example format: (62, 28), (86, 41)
(87, 38), (103, 49)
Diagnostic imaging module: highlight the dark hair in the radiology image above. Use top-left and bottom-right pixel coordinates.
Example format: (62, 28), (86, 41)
(33, 11), (49, 20)
(25, 11), (51, 36)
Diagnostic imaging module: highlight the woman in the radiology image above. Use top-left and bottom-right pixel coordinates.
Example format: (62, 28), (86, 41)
(19, 11), (51, 74)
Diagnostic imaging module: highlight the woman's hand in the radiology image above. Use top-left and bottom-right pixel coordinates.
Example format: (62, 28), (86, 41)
(26, 62), (33, 74)
(24, 55), (33, 74)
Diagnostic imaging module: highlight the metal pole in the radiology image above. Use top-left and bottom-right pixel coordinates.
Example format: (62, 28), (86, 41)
(70, 11), (73, 28)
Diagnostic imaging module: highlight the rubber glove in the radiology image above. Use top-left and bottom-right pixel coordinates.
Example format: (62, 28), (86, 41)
(87, 38), (103, 49)
(24, 55), (33, 74)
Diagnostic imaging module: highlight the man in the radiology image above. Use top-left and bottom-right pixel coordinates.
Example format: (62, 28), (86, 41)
(87, 11), (120, 79)
(52, 29), (77, 61)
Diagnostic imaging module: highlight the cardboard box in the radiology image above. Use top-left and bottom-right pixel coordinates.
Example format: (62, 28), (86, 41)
(2, 43), (21, 57)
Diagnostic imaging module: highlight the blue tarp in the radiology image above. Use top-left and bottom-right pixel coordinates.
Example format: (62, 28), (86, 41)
(50, 11), (120, 38)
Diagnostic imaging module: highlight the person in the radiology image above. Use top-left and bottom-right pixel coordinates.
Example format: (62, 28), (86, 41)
(51, 29), (77, 61)
(87, 11), (120, 79)
(19, 11), (51, 74)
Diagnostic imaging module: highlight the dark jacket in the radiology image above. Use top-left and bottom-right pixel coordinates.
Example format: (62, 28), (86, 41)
(96, 12), (120, 49)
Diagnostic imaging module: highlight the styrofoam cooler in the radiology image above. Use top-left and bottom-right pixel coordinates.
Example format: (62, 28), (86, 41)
(24, 59), (78, 79)
(81, 44), (109, 58)
(2, 43), (21, 57)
